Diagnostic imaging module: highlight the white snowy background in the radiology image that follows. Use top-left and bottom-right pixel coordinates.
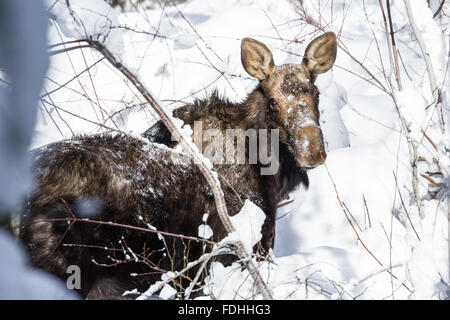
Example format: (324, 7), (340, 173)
(0, 0), (448, 299)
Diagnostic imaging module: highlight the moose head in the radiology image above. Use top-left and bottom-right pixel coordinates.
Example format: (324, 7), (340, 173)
(241, 32), (337, 169)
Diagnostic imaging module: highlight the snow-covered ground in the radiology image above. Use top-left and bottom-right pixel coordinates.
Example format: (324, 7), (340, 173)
(1, 0), (448, 299)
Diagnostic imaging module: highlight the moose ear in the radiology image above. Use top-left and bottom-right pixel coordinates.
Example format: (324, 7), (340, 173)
(241, 38), (275, 80)
(302, 32), (337, 81)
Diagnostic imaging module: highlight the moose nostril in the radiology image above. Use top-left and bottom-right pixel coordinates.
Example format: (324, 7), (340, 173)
(300, 161), (319, 170)
(307, 162), (319, 169)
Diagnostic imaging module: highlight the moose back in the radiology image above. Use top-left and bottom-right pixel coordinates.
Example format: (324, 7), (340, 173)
(19, 32), (337, 299)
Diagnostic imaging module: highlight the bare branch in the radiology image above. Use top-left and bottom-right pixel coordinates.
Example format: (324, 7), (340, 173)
(386, 0), (403, 91)
(404, 0), (445, 132)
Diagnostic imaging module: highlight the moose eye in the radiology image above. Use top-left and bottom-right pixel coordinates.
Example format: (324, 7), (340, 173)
(268, 98), (278, 111)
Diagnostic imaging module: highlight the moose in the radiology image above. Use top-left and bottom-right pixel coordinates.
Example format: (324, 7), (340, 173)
(19, 32), (337, 299)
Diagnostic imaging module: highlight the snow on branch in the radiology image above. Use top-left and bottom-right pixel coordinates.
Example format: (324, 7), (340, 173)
(403, 0), (446, 132)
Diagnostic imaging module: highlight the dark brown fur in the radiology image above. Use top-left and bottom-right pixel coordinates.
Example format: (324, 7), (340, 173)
(20, 34), (337, 299)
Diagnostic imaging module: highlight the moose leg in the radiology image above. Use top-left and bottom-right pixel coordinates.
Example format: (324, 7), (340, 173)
(258, 213), (276, 254)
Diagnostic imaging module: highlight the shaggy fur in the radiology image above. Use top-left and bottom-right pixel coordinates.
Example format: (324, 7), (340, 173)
(19, 33), (335, 298)
(20, 87), (311, 299)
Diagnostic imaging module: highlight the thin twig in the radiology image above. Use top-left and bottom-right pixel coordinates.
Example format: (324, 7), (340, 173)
(432, 0), (446, 18)
(362, 194), (372, 228)
(46, 215), (215, 245)
(295, 0), (389, 93)
(386, 0), (403, 90)
(323, 161), (411, 291)
(323, 161), (383, 266)
(378, 1), (426, 220)
(41, 57), (105, 99)
(392, 171), (422, 241)
(48, 44), (91, 56)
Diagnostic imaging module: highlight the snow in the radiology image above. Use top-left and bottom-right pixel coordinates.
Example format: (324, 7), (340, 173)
(159, 284), (177, 300)
(203, 260), (256, 300)
(1, 0), (448, 300)
(401, 0), (447, 83)
(136, 271), (177, 300)
(47, 0), (124, 57)
(220, 199), (266, 254)
(396, 86), (428, 141)
(198, 224), (213, 240)
(316, 73), (350, 151)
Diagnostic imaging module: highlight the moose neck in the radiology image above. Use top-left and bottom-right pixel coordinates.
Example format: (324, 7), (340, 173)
(237, 85), (271, 131)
